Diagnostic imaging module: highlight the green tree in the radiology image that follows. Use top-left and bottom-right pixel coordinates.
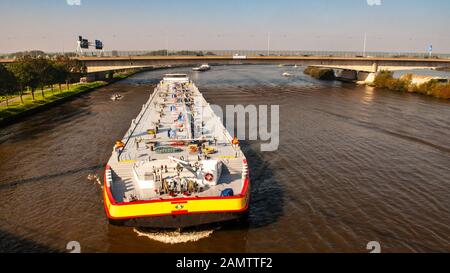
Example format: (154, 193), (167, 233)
(54, 56), (85, 91)
(31, 56), (53, 98)
(52, 61), (69, 92)
(0, 64), (18, 107)
(9, 55), (38, 102)
(47, 64), (58, 94)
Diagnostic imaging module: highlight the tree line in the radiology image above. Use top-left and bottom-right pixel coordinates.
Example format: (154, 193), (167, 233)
(0, 55), (86, 106)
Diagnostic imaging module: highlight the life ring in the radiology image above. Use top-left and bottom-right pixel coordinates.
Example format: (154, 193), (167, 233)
(204, 173), (214, 182)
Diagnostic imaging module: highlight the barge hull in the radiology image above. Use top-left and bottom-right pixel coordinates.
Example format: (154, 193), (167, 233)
(108, 211), (248, 229)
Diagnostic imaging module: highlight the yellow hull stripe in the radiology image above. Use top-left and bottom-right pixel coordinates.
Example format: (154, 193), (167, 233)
(104, 187), (249, 219)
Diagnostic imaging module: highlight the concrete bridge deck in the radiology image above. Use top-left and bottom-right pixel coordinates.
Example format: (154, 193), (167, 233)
(78, 56), (450, 73)
(2, 56), (450, 73)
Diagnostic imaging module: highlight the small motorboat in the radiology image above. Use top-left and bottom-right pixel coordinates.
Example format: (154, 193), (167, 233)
(282, 72), (293, 77)
(192, 64), (211, 72)
(111, 93), (123, 101)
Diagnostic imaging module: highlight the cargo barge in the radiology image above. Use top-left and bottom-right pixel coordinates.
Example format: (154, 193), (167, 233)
(103, 74), (250, 228)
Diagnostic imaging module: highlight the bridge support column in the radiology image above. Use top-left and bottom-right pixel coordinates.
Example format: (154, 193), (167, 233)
(336, 70), (358, 82)
(106, 71), (114, 80)
(82, 71), (110, 82)
(356, 71), (376, 85)
(372, 62), (379, 73)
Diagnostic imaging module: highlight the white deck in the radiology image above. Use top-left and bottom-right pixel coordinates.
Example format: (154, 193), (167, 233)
(107, 76), (246, 203)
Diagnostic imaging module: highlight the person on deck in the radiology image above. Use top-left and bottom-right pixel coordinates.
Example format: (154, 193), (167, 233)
(232, 136), (239, 148)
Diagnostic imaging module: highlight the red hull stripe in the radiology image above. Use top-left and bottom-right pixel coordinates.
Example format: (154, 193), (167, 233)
(104, 165), (250, 206)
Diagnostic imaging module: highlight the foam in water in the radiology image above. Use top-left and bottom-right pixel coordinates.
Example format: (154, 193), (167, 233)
(133, 228), (216, 244)
(87, 173), (102, 187)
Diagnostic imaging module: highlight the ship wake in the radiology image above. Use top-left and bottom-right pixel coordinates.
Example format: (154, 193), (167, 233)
(133, 227), (217, 244)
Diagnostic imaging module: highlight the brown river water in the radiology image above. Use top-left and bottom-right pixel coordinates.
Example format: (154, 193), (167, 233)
(0, 65), (449, 253)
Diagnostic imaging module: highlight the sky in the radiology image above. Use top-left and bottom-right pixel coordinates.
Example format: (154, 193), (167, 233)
(0, 0), (450, 53)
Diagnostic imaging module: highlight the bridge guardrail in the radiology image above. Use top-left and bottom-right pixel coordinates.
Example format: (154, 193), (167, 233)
(3, 50), (450, 60)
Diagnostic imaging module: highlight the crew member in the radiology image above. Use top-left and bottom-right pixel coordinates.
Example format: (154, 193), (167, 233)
(232, 136), (239, 148)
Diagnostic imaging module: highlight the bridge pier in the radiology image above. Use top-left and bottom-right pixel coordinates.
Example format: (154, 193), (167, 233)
(357, 71), (376, 84)
(335, 69), (376, 84)
(336, 69), (358, 82)
(372, 62), (379, 73)
(81, 71), (115, 83)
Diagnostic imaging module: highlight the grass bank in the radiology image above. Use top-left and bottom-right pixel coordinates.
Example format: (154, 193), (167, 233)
(373, 71), (450, 100)
(0, 81), (108, 124)
(0, 68), (151, 126)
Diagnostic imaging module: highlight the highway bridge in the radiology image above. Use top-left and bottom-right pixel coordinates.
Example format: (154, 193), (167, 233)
(74, 56), (450, 73)
(2, 55), (450, 82)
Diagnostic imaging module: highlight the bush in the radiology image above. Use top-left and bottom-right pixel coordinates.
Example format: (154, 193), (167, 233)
(373, 70), (450, 99)
(416, 81), (450, 99)
(373, 70), (394, 88)
(373, 71), (411, 92)
(304, 66), (335, 80)
(437, 84), (450, 99)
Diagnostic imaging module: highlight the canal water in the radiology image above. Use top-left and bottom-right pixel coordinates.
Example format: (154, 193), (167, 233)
(0, 65), (449, 253)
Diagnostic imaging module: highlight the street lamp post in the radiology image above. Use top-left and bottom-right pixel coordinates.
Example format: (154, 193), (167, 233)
(363, 32), (367, 57)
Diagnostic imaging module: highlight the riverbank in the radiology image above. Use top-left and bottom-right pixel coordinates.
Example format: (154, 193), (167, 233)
(0, 81), (109, 126)
(0, 69), (148, 127)
(303, 66), (450, 100)
(371, 71), (450, 100)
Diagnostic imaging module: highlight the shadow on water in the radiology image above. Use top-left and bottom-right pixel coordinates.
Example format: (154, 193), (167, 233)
(0, 164), (104, 190)
(240, 141), (284, 229)
(0, 98), (93, 145)
(0, 229), (61, 253)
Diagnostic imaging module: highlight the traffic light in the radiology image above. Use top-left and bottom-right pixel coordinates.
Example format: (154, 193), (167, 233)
(77, 36), (104, 52)
(81, 39), (89, 49)
(95, 40), (103, 50)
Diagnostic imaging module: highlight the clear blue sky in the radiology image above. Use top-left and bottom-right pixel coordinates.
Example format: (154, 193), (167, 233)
(1, 0), (449, 53)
